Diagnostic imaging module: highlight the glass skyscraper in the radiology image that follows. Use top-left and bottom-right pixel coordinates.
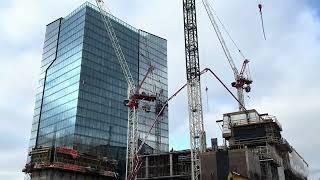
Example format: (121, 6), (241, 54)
(28, 2), (168, 172)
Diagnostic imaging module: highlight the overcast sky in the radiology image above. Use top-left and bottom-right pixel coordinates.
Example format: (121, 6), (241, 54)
(0, 0), (320, 180)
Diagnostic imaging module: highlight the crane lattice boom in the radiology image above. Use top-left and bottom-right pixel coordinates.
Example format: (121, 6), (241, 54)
(202, 0), (238, 79)
(183, 0), (206, 179)
(96, 0), (135, 90)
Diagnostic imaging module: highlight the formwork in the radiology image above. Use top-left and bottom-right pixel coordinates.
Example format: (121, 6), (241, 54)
(23, 147), (118, 180)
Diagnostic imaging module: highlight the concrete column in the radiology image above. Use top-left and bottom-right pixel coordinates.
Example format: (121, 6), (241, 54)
(146, 156), (149, 178)
(170, 153), (173, 176)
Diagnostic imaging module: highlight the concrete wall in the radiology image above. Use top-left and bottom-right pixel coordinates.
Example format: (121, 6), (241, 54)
(200, 149), (261, 180)
(200, 151), (218, 180)
(229, 149), (261, 179)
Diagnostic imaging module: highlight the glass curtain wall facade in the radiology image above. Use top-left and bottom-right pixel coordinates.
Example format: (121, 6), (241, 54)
(29, 1), (168, 162)
(75, 5), (140, 162)
(29, 7), (86, 149)
(138, 31), (168, 152)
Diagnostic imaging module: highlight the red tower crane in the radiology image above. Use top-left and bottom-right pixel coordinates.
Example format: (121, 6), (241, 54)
(95, 1), (157, 179)
(202, 0), (253, 111)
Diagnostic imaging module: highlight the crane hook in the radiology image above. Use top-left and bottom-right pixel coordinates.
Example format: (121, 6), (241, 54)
(258, 3), (262, 12)
(205, 86), (210, 112)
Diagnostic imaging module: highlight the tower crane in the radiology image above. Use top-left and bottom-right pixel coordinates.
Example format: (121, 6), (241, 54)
(97, 1), (253, 180)
(182, 0), (206, 180)
(95, 1), (156, 179)
(127, 66), (250, 180)
(201, 0), (252, 111)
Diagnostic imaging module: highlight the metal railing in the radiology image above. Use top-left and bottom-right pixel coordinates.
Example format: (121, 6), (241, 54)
(226, 113), (282, 130)
(261, 115), (282, 130)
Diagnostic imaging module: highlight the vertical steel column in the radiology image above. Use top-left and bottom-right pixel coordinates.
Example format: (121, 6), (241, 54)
(146, 156), (149, 178)
(182, 0), (206, 180)
(170, 153), (173, 176)
(125, 106), (138, 179)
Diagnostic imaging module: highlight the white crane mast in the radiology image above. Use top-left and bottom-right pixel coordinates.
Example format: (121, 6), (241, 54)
(182, 0), (207, 179)
(201, 0), (248, 111)
(95, 1), (138, 179)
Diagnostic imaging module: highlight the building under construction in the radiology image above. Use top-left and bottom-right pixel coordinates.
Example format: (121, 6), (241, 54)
(23, 147), (118, 180)
(136, 109), (309, 180)
(222, 109), (308, 180)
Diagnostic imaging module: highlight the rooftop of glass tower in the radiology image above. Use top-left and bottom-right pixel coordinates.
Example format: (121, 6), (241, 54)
(63, 1), (139, 33)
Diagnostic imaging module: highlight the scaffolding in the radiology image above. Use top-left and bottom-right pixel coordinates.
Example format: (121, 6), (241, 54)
(253, 145), (283, 166)
(23, 147), (118, 179)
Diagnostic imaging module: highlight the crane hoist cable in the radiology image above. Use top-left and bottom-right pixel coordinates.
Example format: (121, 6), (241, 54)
(257, 0), (267, 40)
(208, 0), (246, 60)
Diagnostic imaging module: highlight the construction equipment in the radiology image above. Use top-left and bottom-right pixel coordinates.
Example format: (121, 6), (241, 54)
(95, 1), (156, 179)
(201, 0), (252, 111)
(127, 67), (249, 180)
(183, 0), (207, 179)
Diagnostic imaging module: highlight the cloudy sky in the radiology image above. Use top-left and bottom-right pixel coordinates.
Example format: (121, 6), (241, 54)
(1, 0), (320, 179)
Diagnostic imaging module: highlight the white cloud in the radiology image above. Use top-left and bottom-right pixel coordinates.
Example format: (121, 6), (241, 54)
(1, 0), (320, 179)
(0, 0), (90, 44)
